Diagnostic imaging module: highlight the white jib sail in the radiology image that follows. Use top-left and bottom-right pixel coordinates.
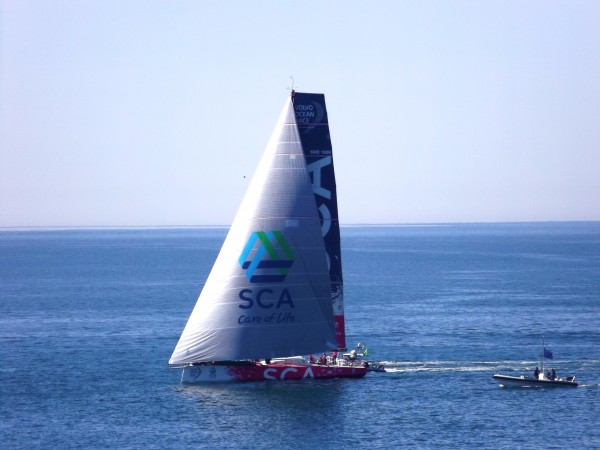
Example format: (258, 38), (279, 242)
(169, 98), (337, 365)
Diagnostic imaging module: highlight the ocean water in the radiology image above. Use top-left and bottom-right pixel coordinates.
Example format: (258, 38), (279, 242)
(1, 223), (599, 449)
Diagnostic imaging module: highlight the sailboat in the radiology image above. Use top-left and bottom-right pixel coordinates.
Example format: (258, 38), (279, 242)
(169, 91), (368, 382)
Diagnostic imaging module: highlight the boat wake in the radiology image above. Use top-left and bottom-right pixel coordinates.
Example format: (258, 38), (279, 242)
(376, 360), (535, 374)
(571, 383), (600, 389)
(373, 360), (598, 387)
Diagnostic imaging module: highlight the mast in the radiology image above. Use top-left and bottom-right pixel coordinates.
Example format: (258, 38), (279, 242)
(291, 91), (347, 350)
(541, 336), (545, 374)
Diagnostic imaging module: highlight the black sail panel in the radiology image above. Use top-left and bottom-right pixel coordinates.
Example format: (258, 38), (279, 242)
(291, 91), (346, 350)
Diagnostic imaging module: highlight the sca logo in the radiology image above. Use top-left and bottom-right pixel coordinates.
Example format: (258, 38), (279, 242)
(238, 231), (295, 283)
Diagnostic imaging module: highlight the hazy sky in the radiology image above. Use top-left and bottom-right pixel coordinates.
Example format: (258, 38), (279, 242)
(1, 1), (599, 227)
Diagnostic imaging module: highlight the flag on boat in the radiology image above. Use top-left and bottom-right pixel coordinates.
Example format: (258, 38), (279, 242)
(544, 347), (553, 359)
(363, 348), (368, 357)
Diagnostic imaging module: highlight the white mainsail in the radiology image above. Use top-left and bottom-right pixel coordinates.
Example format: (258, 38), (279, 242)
(169, 98), (337, 365)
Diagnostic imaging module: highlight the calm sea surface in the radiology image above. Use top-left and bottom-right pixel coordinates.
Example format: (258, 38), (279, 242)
(1, 223), (599, 449)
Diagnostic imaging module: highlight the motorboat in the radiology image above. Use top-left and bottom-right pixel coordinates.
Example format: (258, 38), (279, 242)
(492, 338), (577, 388)
(492, 373), (578, 388)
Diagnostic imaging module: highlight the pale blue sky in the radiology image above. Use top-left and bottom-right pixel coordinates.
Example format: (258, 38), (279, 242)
(1, 1), (599, 227)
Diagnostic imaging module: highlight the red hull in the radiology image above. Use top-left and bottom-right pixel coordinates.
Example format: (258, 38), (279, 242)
(182, 362), (367, 382)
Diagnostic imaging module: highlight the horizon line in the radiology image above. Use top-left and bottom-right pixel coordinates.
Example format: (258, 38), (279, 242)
(1, 220), (599, 232)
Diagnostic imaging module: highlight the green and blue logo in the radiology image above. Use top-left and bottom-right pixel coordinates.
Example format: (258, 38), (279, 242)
(239, 231), (295, 283)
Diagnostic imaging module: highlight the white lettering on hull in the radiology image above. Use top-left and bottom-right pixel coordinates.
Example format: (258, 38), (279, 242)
(263, 366), (315, 380)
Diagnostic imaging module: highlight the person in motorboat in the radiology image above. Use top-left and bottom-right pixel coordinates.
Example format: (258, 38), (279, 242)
(534, 367), (540, 379)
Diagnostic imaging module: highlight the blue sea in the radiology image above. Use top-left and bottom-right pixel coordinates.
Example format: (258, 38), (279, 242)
(1, 223), (599, 449)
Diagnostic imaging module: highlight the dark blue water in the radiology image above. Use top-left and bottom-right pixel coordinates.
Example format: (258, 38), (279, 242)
(1, 223), (599, 449)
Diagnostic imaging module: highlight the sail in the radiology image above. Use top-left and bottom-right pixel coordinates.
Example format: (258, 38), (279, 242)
(169, 97), (337, 365)
(291, 92), (347, 350)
